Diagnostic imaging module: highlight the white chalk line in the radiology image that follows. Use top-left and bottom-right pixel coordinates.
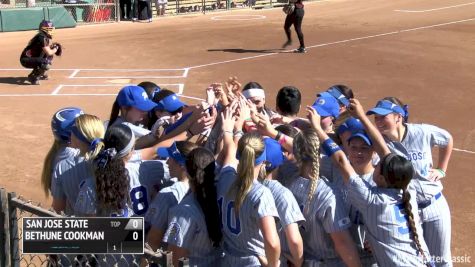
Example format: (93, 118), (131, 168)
(211, 15), (266, 21)
(395, 2), (475, 13)
(70, 76), (186, 79)
(186, 17), (475, 70)
(49, 83), (185, 95)
(0, 93), (202, 101)
(0, 68), (188, 71)
(453, 148), (475, 154)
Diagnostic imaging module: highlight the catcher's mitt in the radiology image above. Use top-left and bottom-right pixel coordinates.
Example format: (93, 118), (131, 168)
(51, 42), (63, 56)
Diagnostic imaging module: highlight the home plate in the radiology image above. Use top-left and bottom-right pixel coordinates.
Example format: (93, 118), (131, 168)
(108, 79), (132, 84)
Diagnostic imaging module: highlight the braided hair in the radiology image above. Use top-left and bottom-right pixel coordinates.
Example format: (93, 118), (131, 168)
(380, 153), (429, 263)
(293, 125), (320, 215)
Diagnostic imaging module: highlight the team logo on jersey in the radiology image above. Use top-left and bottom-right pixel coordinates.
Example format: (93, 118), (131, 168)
(337, 217), (351, 227)
(166, 222), (181, 242)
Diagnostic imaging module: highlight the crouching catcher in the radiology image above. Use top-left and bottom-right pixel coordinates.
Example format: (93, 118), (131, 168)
(20, 20), (63, 85)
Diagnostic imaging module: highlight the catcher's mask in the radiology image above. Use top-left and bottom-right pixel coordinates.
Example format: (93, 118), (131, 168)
(39, 20), (55, 38)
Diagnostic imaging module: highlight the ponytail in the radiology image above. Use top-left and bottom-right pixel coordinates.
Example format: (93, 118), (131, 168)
(40, 140), (62, 196)
(232, 133), (265, 213)
(293, 126), (320, 214)
(94, 124), (135, 214)
(94, 148), (130, 213)
(186, 148), (222, 247)
(402, 189), (429, 263)
(73, 114), (105, 161)
(108, 100), (120, 129)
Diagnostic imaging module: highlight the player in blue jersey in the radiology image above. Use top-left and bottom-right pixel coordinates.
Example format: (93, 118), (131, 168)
(289, 122), (361, 267)
(41, 107), (83, 198)
(217, 106), (280, 267)
(50, 114), (105, 214)
(366, 97), (453, 267)
(145, 141), (198, 251)
(164, 147), (223, 267)
(261, 138), (304, 267)
(308, 100), (434, 267)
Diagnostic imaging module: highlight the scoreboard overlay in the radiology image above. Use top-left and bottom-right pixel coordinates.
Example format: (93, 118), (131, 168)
(22, 217), (144, 254)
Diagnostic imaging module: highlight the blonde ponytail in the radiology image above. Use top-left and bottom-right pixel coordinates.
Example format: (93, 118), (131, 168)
(40, 140), (62, 196)
(74, 114), (105, 161)
(231, 133), (265, 213)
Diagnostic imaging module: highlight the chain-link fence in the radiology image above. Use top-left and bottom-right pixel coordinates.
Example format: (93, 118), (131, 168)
(0, 188), (188, 267)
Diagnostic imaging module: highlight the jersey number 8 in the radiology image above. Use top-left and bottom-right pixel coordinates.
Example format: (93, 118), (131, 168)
(130, 186), (149, 215)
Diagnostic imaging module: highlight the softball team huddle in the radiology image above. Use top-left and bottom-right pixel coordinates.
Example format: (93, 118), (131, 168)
(41, 80), (453, 267)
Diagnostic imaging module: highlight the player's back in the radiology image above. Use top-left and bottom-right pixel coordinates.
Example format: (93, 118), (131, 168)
(21, 32), (49, 58)
(346, 175), (431, 267)
(145, 180), (189, 232)
(288, 176), (350, 266)
(125, 160), (170, 216)
(164, 193), (222, 267)
(52, 153), (90, 215)
(262, 179), (304, 264)
(217, 166), (278, 266)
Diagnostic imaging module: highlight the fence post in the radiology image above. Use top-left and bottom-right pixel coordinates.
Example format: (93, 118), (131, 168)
(0, 189), (11, 267)
(8, 192), (20, 267)
(116, 0), (120, 21)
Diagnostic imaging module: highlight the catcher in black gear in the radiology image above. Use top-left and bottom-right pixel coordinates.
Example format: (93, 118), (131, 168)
(20, 20), (61, 85)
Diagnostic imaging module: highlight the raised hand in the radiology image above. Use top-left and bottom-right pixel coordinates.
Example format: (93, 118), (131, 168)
(348, 98), (366, 119)
(306, 105), (322, 131)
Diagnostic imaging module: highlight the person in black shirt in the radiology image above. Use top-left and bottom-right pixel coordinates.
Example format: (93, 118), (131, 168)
(282, 0), (306, 53)
(20, 20), (59, 85)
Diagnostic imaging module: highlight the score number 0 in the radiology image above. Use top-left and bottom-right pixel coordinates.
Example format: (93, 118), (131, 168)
(132, 219), (139, 240)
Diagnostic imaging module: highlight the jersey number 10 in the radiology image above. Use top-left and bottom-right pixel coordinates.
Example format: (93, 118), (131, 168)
(218, 197), (241, 235)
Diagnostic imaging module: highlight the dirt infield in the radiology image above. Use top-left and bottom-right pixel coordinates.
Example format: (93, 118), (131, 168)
(0, 0), (474, 263)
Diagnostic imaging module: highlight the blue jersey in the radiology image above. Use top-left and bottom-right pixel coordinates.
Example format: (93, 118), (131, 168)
(288, 176), (351, 265)
(346, 174), (431, 267)
(74, 160), (169, 217)
(217, 166), (279, 266)
(145, 181), (190, 232)
(262, 179), (304, 263)
(385, 123), (451, 203)
(51, 151), (90, 215)
(164, 193), (223, 267)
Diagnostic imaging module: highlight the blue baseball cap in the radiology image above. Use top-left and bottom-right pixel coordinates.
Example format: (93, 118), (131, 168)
(117, 86), (157, 112)
(155, 94), (185, 113)
(337, 117), (364, 136)
(312, 92), (340, 118)
(348, 131), (372, 146)
(157, 142), (186, 166)
(366, 100), (405, 117)
(325, 86), (350, 107)
(264, 138), (285, 171)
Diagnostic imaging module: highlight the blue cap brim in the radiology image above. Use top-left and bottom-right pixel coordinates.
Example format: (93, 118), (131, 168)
(166, 100), (185, 113)
(348, 133), (372, 146)
(366, 108), (393, 116)
(135, 100), (158, 112)
(313, 105), (332, 117)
